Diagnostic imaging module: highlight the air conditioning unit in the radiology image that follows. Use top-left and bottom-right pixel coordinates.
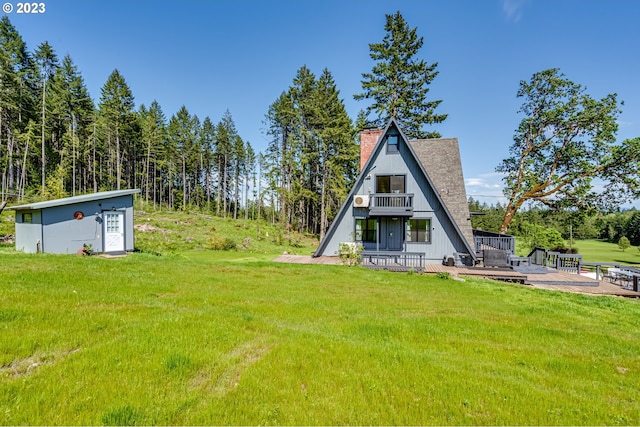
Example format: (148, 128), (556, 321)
(353, 195), (370, 208)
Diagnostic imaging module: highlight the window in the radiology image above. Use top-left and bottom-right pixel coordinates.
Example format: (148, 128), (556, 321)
(105, 213), (121, 233)
(355, 219), (377, 243)
(22, 213), (32, 223)
(406, 219), (431, 243)
(387, 135), (399, 153)
(376, 175), (405, 193)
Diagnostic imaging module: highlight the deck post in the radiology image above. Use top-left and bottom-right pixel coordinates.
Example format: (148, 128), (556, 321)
(634, 276), (638, 292)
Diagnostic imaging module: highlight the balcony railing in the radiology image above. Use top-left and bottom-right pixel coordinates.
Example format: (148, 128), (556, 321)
(369, 193), (413, 215)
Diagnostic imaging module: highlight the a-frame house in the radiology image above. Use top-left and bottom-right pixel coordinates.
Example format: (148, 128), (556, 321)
(314, 118), (477, 268)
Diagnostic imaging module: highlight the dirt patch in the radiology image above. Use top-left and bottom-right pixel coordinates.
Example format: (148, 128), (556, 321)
(1, 348), (80, 378)
(0, 234), (14, 244)
(189, 337), (273, 396)
(134, 223), (168, 233)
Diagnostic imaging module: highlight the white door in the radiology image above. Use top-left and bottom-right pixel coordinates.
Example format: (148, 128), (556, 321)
(103, 211), (125, 253)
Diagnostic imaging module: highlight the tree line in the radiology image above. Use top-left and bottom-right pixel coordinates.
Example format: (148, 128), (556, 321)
(4, 9), (637, 240)
(0, 16), (359, 235)
(470, 197), (640, 250)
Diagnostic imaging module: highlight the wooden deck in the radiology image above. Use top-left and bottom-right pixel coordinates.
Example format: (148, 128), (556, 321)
(272, 255), (640, 298)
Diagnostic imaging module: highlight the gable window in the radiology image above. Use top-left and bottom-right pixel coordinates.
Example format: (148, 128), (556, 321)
(406, 219), (431, 243)
(387, 135), (399, 153)
(376, 175), (405, 194)
(355, 219), (377, 243)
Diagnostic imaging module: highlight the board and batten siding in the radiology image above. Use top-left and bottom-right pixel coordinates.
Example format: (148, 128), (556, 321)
(319, 133), (471, 263)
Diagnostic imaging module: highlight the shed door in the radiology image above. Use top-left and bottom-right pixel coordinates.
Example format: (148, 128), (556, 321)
(103, 211), (125, 253)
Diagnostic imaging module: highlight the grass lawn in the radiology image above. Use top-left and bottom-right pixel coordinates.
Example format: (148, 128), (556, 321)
(572, 239), (640, 265)
(1, 248), (640, 425)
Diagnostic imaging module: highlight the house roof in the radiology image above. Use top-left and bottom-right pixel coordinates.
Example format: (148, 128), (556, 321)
(408, 138), (475, 251)
(9, 189), (141, 211)
(314, 118), (476, 258)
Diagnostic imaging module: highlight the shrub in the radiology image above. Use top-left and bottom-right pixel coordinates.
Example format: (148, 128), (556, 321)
(207, 236), (237, 251)
(519, 222), (565, 251)
(550, 246), (579, 254)
(338, 242), (363, 266)
(618, 236), (630, 252)
(436, 272), (450, 280)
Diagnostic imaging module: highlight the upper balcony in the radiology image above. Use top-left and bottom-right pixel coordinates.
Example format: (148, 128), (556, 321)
(368, 193), (414, 216)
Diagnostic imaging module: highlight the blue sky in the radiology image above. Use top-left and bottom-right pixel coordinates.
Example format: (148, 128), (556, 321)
(8, 0), (640, 206)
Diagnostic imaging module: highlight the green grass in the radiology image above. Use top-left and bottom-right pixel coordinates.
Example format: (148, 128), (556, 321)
(571, 239), (640, 265)
(132, 206), (318, 257)
(1, 209), (640, 424)
(1, 250), (640, 425)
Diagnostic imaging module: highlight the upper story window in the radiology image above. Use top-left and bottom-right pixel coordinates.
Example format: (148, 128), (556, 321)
(22, 213), (32, 223)
(376, 175), (405, 194)
(387, 135), (399, 153)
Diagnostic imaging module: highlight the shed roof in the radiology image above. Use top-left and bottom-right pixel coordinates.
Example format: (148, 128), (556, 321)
(9, 189), (140, 211)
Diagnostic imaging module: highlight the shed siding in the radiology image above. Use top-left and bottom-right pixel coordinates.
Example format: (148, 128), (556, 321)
(15, 210), (43, 253)
(42, 195), (135, 254)
(13, 194), (135, 254)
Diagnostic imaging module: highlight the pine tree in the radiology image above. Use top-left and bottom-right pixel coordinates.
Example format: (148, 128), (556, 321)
(354, 11), (446, 139)
(199, 116), (216, 209)
(34, 41), (58, 194)
(139, 100), (166, 207)
(167, 106), (198, 209)
(98, 69), (135, 190)
(0, 16), (37, 200)
(48, 54), (93, 195)
(214, 111), (237, 217)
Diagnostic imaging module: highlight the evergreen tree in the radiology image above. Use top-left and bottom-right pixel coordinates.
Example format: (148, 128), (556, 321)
(199, 116), (216, 209)
(214, 110), (237, 217)
(139, 100), (166, 207)
(97, 69), (135, 190)
(48, 54), (93, 195)
(167, 106), (198, 209)
(265, 66), (356, 235)
(0, 16), (37, 200)
(354, 11), (446, 139)
(34, 41), (58, 194)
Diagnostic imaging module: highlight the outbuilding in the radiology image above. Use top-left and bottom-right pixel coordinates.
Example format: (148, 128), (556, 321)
(9, 189), (140, 254)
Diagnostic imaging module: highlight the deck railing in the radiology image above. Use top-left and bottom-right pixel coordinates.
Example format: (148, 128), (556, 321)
(528, 247), (582, 274)
(370, 193), (414, 209)
(362, 251), (424, 271)
(473, 230), (516, 255)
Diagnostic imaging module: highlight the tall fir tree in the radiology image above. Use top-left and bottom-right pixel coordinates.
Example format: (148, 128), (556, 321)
(48, 54), (93, 195)
(98, 69), (135, 190)
(354, 11), (446, 139)
(34, 41), (58, 194)
(138, 100), (166, 207)
(0, 16), (37, 200)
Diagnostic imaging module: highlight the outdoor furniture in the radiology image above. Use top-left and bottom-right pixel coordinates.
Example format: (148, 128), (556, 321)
(483, 249), (509, 268)
(607, 268), (632, 288)
(508, 255), (531, 267)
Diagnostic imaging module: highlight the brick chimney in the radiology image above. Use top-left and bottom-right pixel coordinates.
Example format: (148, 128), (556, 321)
(360, 129), (383, 171)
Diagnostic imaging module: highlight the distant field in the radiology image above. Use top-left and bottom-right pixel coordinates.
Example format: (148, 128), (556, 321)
(571, 239), (640, 265)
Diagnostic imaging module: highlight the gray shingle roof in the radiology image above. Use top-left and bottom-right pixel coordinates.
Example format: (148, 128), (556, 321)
(9, 189), (140, 211)
(408, 137), (475, 252)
